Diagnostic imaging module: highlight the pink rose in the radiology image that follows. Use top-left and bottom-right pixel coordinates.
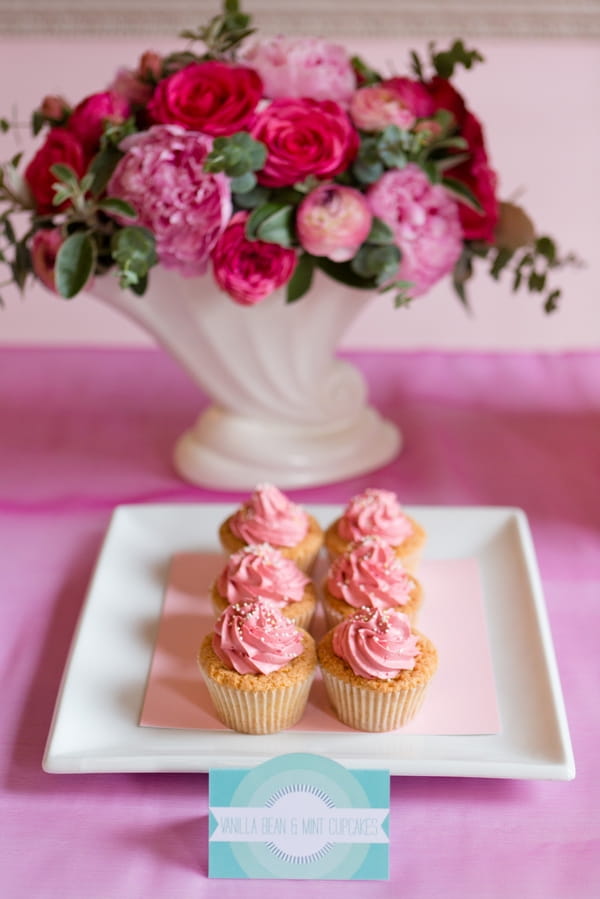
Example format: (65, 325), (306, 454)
(67, 91), (131, 154)
(367, 163), (463, 297)
(425, 76), (499, 242)
(147, 61), (263, 136)
(251, 98), (359, 188)
(30, 229), (63, 292)
(24, 128), (88, 214)
(350, 85), (417, 132)
(296, 183), (372, 262)
(242, 36), (356, 106)
(211, 212), (297, 305)
(108, 125), (231, 277)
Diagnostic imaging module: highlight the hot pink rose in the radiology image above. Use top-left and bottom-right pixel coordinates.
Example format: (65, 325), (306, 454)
(30, 229), (63, 292)
(251, 98), (359, 188)
(108, 124), (231, 277)
(382, 77), (436, 119)
(211, 212), (297, 305)
(24, 128), (88, 214)
(368, 163), (463, 297)
(242, 36), (356, 106)
(425, 76), (498, 242)
(296, 183), (372, 262)
(67, 91), (131, 154)
(147, 61), (263, 136)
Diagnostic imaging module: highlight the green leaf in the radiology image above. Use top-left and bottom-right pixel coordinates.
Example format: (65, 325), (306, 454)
(204, 132), (266, 176)
(0, 117), (10, 133)
(230, 171), (256, 194)
(544, 289), (561, 313)
(528, 271), (546, 292)
(4, 218), (16, 244)
(111, 225), (157, 278)
(246, 203), (294, 246)
(11, 240), (31, 291)
(31, 110), (45, 136)
(55, 232), (96, 298)
(431, 40), (484, 79)
(410, 50), (424, 81)
(442, 176), (483, 211)
(97, 197), (137, 218)
(351, 54), (382, 86)
(89, 146), (124, 197)
(366, 217), (394, 246)
(490, 247), (513, 280)
(315, 257), (377, 290)
(351, 244), (400, 285)
(233, 184), (270, 209)
(352, 159), (384, 185)
(286, 253), (314, 303)
(535, 235), (556, 264)
(49, 163), (80, 189)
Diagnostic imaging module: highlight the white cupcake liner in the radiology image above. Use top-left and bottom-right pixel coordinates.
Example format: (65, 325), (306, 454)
(201, 670), (315, 734)
(320, 668), (430, 732)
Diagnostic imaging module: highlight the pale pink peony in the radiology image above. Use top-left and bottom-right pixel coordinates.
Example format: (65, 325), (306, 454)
(350, 85), (417, 132)
(296, 183), (372, 262)
(242, 35), (356, 106)
(67, 91), (131, 154)
(211, 212), (297, 305)
(108, 125), (231, 277)
(367, 164), (463, 296)
(30, 229), (64, 292)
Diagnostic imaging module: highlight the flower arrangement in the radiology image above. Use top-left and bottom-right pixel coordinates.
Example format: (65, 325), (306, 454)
(0, 0), (575, 312)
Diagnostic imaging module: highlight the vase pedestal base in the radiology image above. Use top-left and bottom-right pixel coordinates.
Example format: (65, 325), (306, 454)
(173, 405), (401, 490)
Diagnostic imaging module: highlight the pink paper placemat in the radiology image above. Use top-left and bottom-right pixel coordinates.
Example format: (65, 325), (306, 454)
(140, 552), (500, 735)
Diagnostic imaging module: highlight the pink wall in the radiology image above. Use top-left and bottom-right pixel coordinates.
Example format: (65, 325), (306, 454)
(0, 35), (598, 350)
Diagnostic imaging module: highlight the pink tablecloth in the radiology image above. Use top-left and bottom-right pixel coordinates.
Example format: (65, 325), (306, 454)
(1, 346), (598, 898)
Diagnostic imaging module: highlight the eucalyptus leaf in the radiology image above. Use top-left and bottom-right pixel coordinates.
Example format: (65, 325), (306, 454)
(98, 197), (138, 218)
(230, 171), (256, 194)
(111, 225), (157, 279)
(366, 217), (395, 246)
(55, 232), (95, 298)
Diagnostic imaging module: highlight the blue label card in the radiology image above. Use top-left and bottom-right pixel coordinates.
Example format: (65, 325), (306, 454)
(209, 753), (389, 880)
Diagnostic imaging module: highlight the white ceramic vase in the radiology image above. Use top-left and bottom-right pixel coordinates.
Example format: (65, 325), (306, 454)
(90, 266), (401, 489)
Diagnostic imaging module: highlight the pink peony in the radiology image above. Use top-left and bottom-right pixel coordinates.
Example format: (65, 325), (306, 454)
(211, 212), (297, 305)
(24, 128), (88, 215)
(67, 91), (131, 154)
(148, 61), (263, 136)
(242, 36), (356, 106)
(30, 229), (64, 292)
(367, 164), (463, 297)
(108, 125), (232, 277)
(296, 183), (372, 262)
(350, 85), (417, 133)
(251, 97), (359, 188)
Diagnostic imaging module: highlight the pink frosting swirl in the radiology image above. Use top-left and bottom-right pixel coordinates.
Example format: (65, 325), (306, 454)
(230, 484), (309, 547)
(332, 608), (419, 680)
(216, 543), (309, 607)
(327, 537), (412, 609)
(337, 488), (413, 544)
(212, 599), (304, 675)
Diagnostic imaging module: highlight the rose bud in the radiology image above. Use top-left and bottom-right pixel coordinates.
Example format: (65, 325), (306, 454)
(30, 229), (63, 292)
(350, 85), (416, 132)
(296, 183), (372, 262)
(38, 95), (70, 125)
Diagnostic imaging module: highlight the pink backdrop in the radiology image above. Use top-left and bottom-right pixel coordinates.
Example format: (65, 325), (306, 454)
(0, 35), (597, 350)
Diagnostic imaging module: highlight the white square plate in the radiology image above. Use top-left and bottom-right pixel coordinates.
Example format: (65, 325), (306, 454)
(43, 504), (575, 779)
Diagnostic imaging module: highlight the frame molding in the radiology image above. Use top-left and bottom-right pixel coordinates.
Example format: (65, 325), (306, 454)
(1, 1), (599, 37)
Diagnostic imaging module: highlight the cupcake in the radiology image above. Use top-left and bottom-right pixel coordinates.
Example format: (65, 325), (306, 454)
(219, 483), (323, 572)
(211, 543), (317, 630)
(198, 598), (317, 734)
(318, 608), (437, 732)
(322, 536), (423, 629)
(324, 488), (425, 572)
